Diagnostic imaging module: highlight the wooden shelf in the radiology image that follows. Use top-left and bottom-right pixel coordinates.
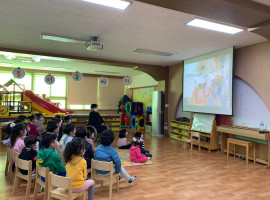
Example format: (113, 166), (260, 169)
(192, 140), (210, 149)
(170, 137), (187, 143)
(171, 131), (188, 136)
(171, 126), (189, 131)
(171, 120), (189, 125)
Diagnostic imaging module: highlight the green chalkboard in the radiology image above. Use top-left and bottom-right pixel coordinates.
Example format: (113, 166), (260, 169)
(191, 113), (215, 133)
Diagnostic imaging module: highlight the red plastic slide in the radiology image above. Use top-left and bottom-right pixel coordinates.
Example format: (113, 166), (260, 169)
(24, 90), (68, 115)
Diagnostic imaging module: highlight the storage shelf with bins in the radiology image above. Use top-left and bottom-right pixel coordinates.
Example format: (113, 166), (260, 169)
(145, 110), (152, 133)
(44, 114), (121, 131)
(170, 120), (190, 143)
(101, 114), (121, 131)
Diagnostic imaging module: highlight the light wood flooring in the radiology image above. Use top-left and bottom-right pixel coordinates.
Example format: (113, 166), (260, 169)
(2, 132), (270, 200)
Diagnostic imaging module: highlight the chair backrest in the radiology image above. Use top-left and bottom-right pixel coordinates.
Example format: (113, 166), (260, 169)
(13, 152), (19, 161)
(16, 157), (32, 173)
(36, 165), (49, 179)
(91, 159), (113, 171)
(48, 172), (72, 189)
(7, 148), (13, 162)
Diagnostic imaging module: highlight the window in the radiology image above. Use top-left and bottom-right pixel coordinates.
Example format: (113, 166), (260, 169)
(0, 71), (32, 90)
(68, 104), (91, 110)
(33, 74), (67, 109)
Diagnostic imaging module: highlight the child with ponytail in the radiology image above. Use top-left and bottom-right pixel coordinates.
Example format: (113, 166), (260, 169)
(10, 123), (27, 154)
(64, 138), (95, 200)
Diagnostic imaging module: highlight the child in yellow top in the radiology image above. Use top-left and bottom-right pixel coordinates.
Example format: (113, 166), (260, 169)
(64, 138), (95, 200)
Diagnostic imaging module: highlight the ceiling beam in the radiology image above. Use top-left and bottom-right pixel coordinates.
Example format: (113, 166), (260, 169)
(0, 47), (169, 81)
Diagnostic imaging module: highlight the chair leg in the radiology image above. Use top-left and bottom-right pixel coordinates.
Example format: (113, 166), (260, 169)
(227, 142), (230, 159)
(116, 175), (119, 192)
(246, 146), (249, 165)
(254, 144), (256, 164)
(33, 182), (39, 200)
(234, 144), (236, 157)
(44, 185), (48, 200)
(25, 179), (32, 200)
(13, 176), (20, 193)
(109, 179), (113, 200)
(5, 157), (9, 176)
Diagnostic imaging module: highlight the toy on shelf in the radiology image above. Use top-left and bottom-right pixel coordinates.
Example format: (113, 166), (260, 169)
(118, 95), (144, 131)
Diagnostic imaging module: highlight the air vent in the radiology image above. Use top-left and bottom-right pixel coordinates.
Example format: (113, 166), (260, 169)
(95, 70), (120, 74)
(132, 48), (174, 56)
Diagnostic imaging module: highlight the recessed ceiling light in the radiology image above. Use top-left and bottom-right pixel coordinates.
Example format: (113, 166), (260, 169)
(186, 18), (244, 34)
(0, 62), (13, 66)
(22, 60), (32, 63)
(81, 0), (131, 10)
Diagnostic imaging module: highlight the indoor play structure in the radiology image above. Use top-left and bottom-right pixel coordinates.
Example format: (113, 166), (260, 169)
(0, 79), (67, 116)
(118, 95), (144, 131)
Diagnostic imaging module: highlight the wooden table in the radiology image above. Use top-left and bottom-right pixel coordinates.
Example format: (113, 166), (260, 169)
(217, 125), (270, 167)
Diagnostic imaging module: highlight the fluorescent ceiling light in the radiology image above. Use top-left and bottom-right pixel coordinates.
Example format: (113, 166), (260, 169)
(186, 18), (244, 34)
(43, 66), (72, 70)
(81, 0), (131, 10)
(41, 34), (84, 44)
(0, 62), (13, 66)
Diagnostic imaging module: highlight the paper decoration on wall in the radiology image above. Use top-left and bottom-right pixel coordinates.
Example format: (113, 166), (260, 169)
(99, 76), (109, 87)
(123, 76), (132, 85)
(72, 71), (83, 82)
(12, 67), (25, 79)
(44, 74), (55, 85)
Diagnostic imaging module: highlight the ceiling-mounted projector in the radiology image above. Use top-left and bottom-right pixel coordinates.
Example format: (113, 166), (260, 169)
(85, 37), (103, 51)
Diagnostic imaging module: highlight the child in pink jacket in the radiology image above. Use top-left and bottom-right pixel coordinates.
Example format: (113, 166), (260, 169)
(129, 137), (148, 163)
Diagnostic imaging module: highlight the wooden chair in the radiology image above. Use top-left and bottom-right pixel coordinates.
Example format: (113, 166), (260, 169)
(13, 157), (36, 200)
(227, 138), (256, 164)
(91, 159), (119, 200)
(6, 148), (13, 181)
(190, 131), (201, 152)
(48, 172), (87, 200)
(33, 165), (49, 200)
(56, 147), (65, 164)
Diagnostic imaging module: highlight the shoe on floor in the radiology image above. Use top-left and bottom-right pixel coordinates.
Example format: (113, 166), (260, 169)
(128, 176), (137, 183)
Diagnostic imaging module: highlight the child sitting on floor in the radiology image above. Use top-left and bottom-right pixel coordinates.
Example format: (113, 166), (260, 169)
(130, 137), (149, 163)
(28, 114), (39, 137)
(95, 129), (136, 183)
(86, 131), (96, 152)
(34, 113), (45, 135)
(118, 129), (131, 149)
(37, 134), (66, 177)
(63, 115), (71, 126)
(10, 123), (27, 154)
(64, 138), (95, 200)
(60, 124), (76, 150)
(18, 135), (38, 175)
(134, 132), (152, 157)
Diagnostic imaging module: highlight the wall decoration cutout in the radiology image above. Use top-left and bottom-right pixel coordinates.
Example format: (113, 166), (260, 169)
(99, 76), (109, 87)
(123, 76), (132, 85)
(12, 67), (25, 79)
(44, 74), (55, 85)
(72, 71), (83, 82)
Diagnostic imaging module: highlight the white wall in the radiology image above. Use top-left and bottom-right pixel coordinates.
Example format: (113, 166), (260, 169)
(128, 73), (158, 89)
(176, 76), (270, 129)
(233, 77), (270, 129)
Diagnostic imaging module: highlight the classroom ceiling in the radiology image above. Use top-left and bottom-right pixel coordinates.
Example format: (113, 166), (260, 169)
(0, 0), (269, 75)
(0, 52), (142, 76)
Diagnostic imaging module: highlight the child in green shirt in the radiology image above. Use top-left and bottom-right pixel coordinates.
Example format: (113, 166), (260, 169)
(37, 134), (66, 178)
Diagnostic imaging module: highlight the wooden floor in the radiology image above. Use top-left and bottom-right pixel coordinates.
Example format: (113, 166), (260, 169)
(2, 132), (270, 200)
